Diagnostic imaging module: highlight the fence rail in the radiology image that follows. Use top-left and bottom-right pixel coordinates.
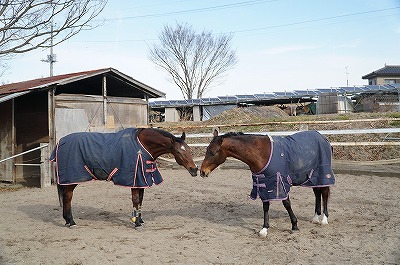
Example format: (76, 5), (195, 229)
(184, 128), (400, 147)
(0, 144), (49, 164)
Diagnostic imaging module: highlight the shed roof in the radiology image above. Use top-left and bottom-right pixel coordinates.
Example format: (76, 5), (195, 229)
(0, 68), (165, 102)
(362, 65), (400, 79)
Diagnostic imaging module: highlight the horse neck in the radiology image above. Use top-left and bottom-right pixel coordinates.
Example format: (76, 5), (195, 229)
(139, 129), (173, 159)
(223, 135), (271, 173)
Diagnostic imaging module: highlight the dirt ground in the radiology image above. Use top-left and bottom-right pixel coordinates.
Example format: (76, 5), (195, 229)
(0, 167), (399, 265)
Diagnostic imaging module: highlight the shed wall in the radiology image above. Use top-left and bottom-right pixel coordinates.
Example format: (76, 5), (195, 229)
(54, 94), (148, 141)
(317, 93), (338, 114)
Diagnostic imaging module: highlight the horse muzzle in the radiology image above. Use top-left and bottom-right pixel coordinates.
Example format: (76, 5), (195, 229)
(188, 167), (198, 177)
(200, 170), (209, 178)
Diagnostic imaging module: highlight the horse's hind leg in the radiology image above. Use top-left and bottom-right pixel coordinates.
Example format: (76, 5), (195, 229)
(312, 187), (329, 225)
(59, 184), (78, 227)
(131, 188), (145, 228)
(282, 196), (299, 232)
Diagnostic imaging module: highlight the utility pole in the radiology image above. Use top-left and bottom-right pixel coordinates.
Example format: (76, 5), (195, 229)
(345, 66), (349, 87)
(41, 23), (57, 76)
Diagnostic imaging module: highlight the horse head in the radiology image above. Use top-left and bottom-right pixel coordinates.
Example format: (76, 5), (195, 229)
(171, 132), (198, 177)
(200, 129), (227, 178)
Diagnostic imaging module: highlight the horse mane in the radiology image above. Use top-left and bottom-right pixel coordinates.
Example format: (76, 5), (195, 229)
(144, 128), (184, 143)
(223, 132), (245, 137)
(211, 131), (245, 144)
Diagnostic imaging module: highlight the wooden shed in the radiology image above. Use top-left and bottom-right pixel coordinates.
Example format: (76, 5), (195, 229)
(0, 68), (165, 187)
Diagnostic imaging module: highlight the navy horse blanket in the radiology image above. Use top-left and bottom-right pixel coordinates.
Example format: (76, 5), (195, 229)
(50, 128), (163, 188)
(250, 131), (335, 202)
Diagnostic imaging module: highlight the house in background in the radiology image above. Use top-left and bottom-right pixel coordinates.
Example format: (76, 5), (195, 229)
(359, 65), (400, 112)
(0, 68), (165, 187)
(362, 65), (400, 85)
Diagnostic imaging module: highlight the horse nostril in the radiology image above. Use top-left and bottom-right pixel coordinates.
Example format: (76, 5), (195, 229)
(189, 167), (198, 177)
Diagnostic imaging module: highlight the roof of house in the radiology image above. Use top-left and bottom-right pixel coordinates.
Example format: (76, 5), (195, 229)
(362, 65), (400, 79)
(0, 68), (165, 103)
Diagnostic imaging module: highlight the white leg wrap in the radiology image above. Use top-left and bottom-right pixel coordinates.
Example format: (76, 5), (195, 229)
(312, 213), (321, 224)
(320, 213), (329, 225)
(259, 227), (268, 238)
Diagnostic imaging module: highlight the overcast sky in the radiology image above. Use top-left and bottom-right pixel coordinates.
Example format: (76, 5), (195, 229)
(1, 0), (400, 99)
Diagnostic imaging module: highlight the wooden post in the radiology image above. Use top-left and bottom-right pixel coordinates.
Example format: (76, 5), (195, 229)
(40, 143), (51, 188)
(145, 94), (149, 125)
(102, 75), (107, 126)
(11, 98), (16, 184)
(48, 87), (56, 184)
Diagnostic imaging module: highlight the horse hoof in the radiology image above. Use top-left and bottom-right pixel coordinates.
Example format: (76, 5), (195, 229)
(320, 214), (329, 225)
(259, 228), (268, 238)
(69, 224), (78, 229)
(312, 214), (321, 224)
(134, 225), (143, 230)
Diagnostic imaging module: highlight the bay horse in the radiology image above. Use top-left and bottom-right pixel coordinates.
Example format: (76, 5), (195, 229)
(51, 128), (198, 228)
(200, 129), (335, 237)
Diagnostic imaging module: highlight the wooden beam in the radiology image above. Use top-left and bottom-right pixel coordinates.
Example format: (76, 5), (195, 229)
(102, 74), (107, 126)
(40, 143), (51, 188)
(11, 98), (16, 184)
(48, 87), (56, 183)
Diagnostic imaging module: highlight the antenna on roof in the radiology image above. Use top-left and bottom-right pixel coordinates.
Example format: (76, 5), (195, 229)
(41, 22), (57, 76)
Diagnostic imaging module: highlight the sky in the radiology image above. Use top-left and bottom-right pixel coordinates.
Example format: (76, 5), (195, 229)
(1, 0), (400, 100)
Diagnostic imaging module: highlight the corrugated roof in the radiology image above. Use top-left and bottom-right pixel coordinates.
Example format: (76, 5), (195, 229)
(0, 68), (165, 100)
(362, 65), (400, 79)
(0, 69), (103, 95)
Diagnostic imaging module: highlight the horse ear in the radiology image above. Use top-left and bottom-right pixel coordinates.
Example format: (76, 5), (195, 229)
(213, 127), (219, 137)
(181, 132), (186, 141)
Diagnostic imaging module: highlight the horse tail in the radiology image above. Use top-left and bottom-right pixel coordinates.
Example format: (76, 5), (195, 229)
(57, 184), (63, 207)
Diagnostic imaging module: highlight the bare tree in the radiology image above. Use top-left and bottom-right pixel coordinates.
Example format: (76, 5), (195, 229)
(148, 23), (237, 99)
(0, 0), (107, 59)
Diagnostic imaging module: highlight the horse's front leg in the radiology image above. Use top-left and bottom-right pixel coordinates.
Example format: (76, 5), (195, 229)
(131, 188), (145, 228)
(320, 187), (330, 225)
(59, 184), (78, 227)
(282, 196), (299, 232)
(259, 201), (270, 237)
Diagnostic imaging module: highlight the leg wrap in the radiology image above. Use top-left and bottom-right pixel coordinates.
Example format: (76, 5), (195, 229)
(131, 207), (144, 224)
(131, 208), (138, 223)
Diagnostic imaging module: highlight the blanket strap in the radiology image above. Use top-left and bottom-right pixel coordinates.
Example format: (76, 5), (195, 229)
(145, 160), (157, 173)
(84, 165), (98, 180)
(107, 168), (119, 181)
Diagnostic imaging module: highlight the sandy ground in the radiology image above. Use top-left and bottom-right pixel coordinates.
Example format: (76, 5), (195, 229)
(0, 168), (399, 265)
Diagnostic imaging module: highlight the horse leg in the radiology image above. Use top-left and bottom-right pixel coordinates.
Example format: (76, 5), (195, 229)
(312, 187), (330, 224)
(131, 188), (145, 228)
(320, 187), (330, 225)
(259, 201), (270, 237)
(312, 187), (322, 224)
(282, 196), (299, 232)
(59, 184), (78, 227)
(138, 188), (145, 224)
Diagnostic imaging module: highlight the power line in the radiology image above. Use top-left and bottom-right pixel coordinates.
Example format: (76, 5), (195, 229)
(104, 0), (278, 20)
(231, 6), (400, 33)
(72, 6), (400, 43)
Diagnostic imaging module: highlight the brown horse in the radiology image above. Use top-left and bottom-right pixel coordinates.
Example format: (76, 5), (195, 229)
(53, 128), (198, 228)
(200, 129), (335, 237)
